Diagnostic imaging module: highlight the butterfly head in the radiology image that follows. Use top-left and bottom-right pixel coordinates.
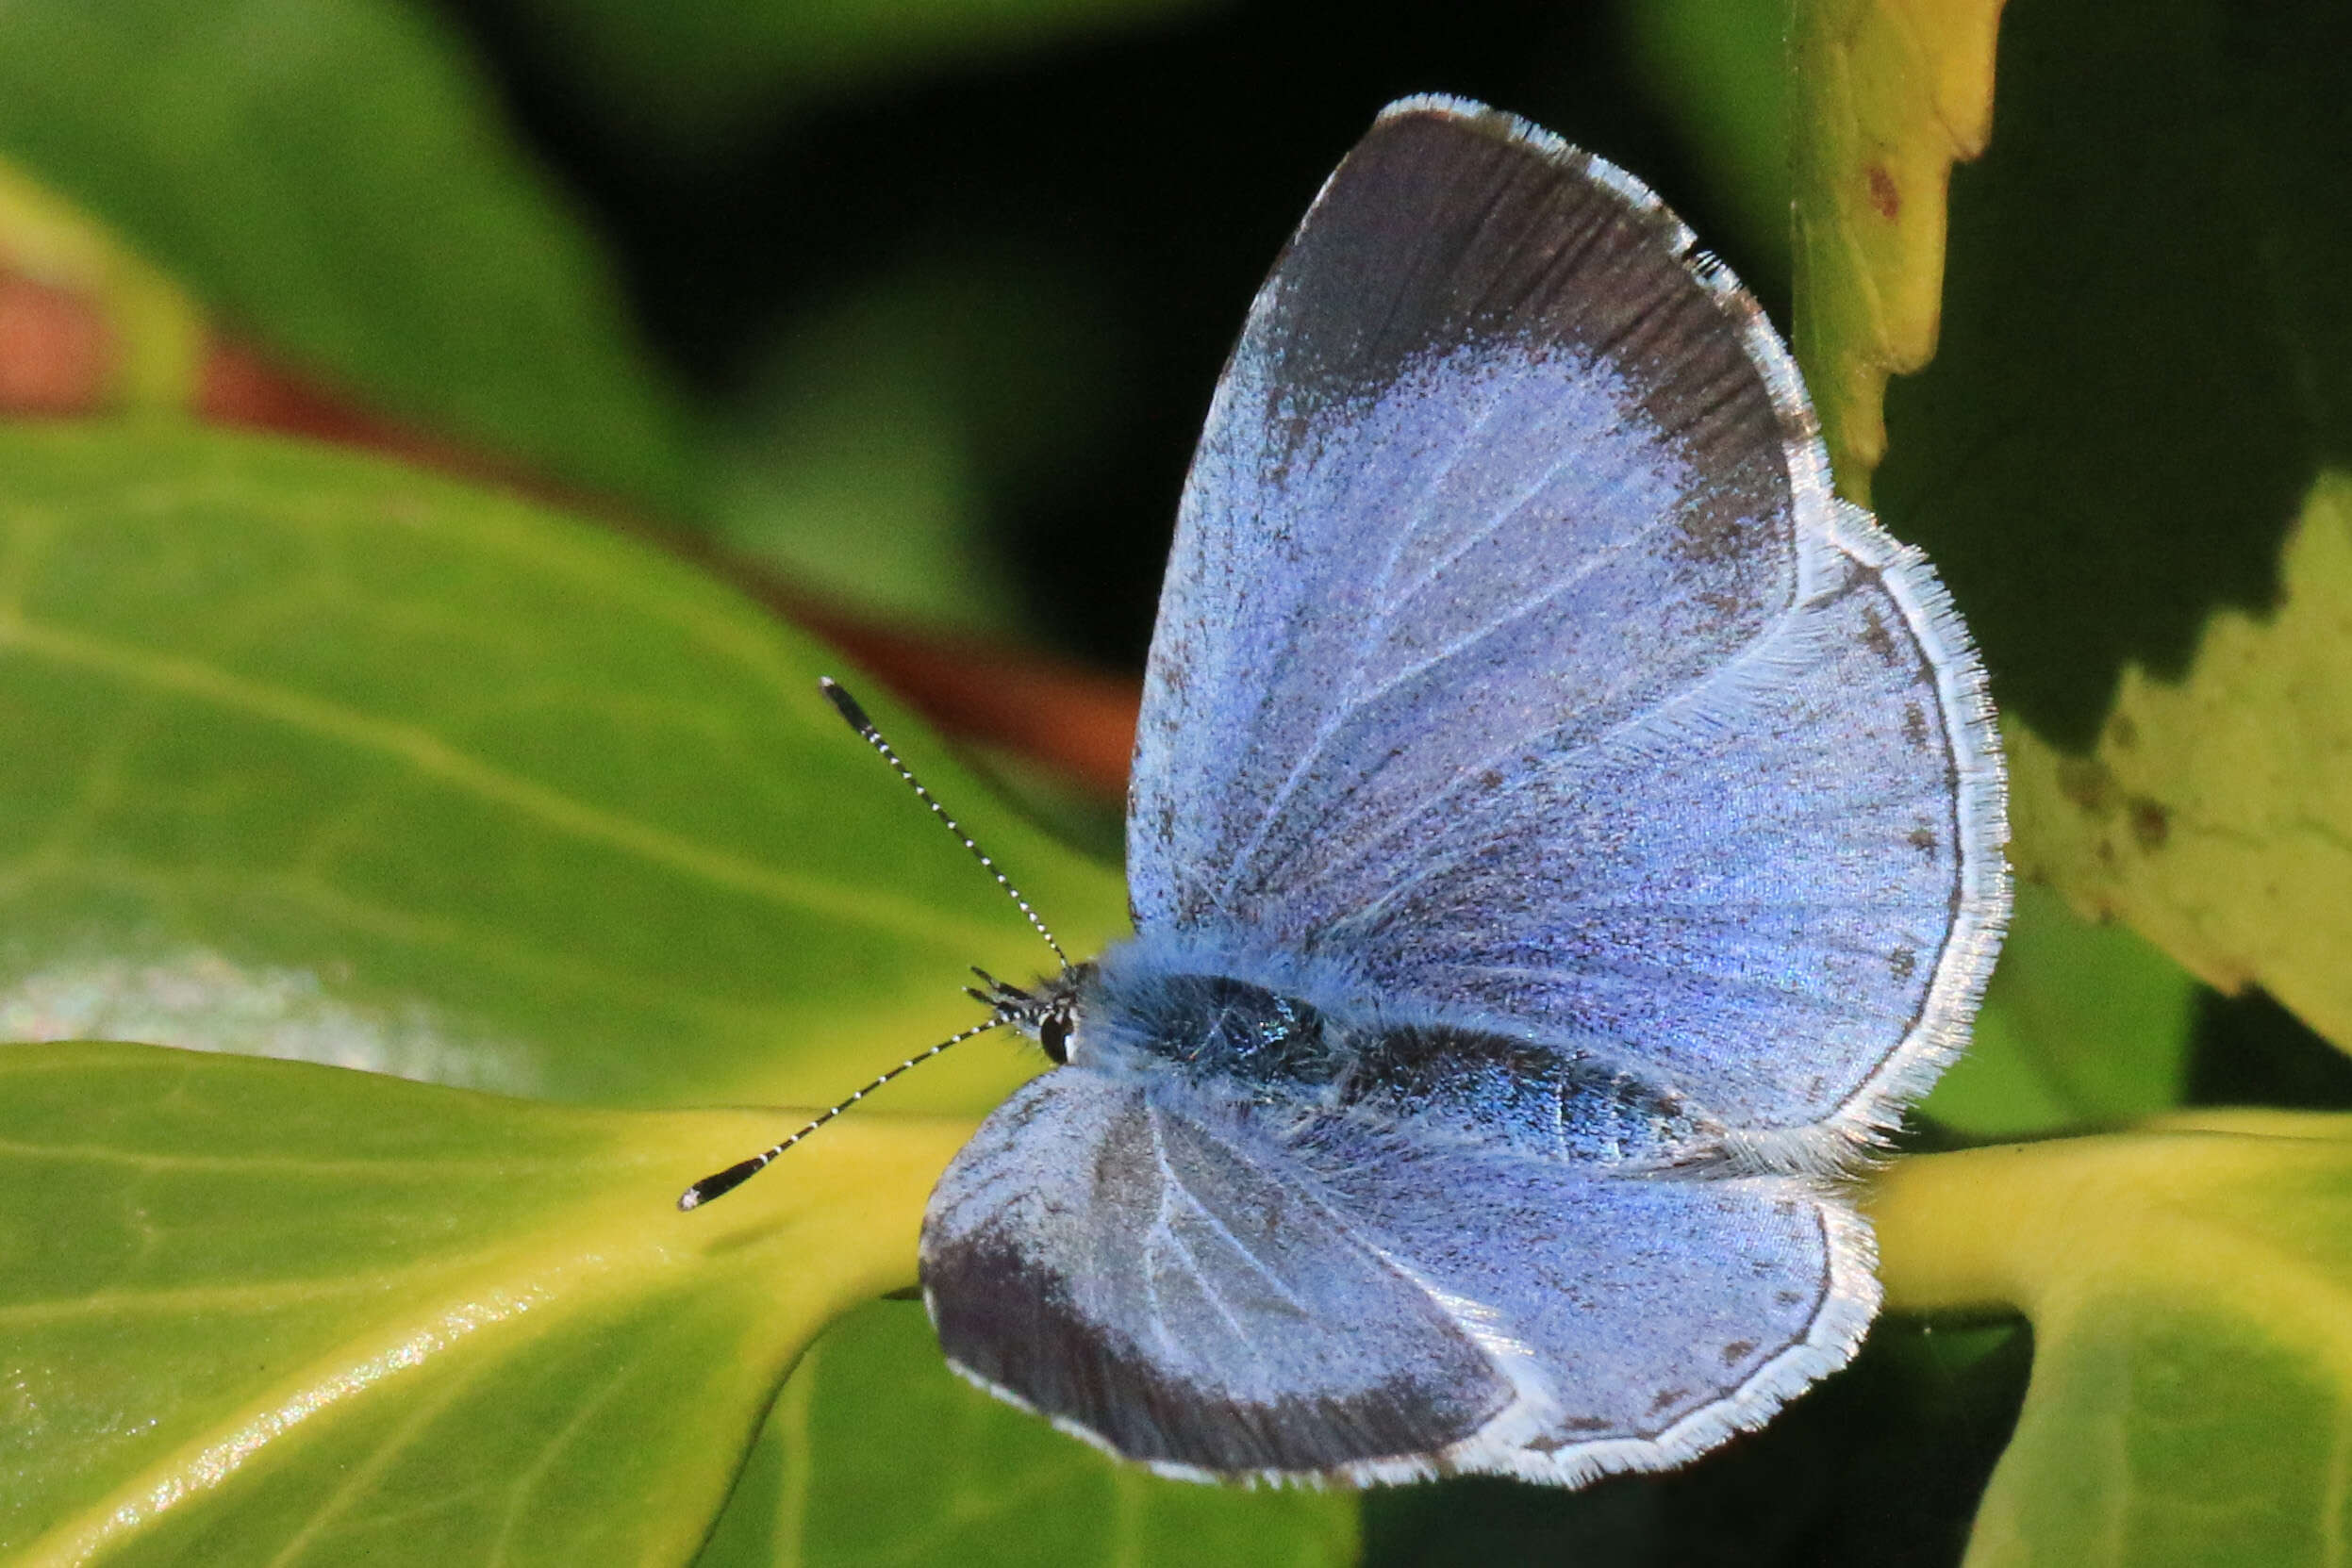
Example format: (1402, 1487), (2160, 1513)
(969, 965), (1096, 1065)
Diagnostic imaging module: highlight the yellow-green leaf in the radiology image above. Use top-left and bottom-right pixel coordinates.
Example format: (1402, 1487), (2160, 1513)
(1790, 0), (2004, 501)
(0, 158), (202, 409)
(0, 0), (697, 508)
(1921, 882), (2199, 1139)
(0, 424), (1352, 1563)
(0, 1042), (966, 1565)
(698, 1302), (1359, 1568)
(0, 422), (1126, 1116)
(1871, 1112), (2352, 1567)
(2005, 474), (2352, 1053)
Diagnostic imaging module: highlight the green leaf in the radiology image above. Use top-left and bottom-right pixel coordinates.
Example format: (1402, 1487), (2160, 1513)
(1797, 3), (2352, 1553)
(697, 1303), (1359, 1568)
(0, 0), (696, 509)
(1794, 0), (2352, 1037)
(2002, 475), (2352, 1055)
(0, 425), (1354, 1563)
(1870, 1113), (2352, 1567)
(0, 1041), (969, 1565)
(1922, 881), (2200, 1138)
(0, 158), (204, 409)
(0, 422), (1127, 1116)
(1864, 0), (2352, 749)
(708, 256), (1124, 635)
(1617, 0), (1794, 296)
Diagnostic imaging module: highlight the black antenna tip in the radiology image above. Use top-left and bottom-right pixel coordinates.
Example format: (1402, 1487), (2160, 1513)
(677, 1157), (762, 1213)
(817, 677), (874, 733)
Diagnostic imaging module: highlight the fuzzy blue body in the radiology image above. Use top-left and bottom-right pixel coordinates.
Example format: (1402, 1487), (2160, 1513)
(1075, 939), (1716, 1170)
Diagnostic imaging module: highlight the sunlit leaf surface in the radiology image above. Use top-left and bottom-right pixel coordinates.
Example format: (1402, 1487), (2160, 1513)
(0, 424), (1127, 1116)
(1871, 1114), (2352, 1567)
(0, 1043), (967, 1565)
(1789, 0), (2004, 500)
(0, 427), (1366, 1567)
(2005, 477), (2352, 1055)
(1923, 882), (2199, 1139)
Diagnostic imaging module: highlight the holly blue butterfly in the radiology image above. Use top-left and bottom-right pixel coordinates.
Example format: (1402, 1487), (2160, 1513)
(708, 93), (2009, 1488)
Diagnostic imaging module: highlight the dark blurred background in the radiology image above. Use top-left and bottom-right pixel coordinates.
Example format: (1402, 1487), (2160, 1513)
(433, 0), (1790, 672)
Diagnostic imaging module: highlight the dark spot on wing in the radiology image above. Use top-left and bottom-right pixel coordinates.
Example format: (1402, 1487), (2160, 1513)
(1908, 823), (1938, 856)
(1649, 1387), (1690, 1415)
(2129, 796), (2171, 850)
(1720, 1339), (1757, 1366)
(1866, 162), (1901, 221)
(1888, 945), (1918, 982)
(1860, 603), (1899, 665)
(1902, 701), (1930, 750)
(1776, 1290), (1805, 1307)
(1697, 588), (1750, 622)
(1674, 503), (1756, 567)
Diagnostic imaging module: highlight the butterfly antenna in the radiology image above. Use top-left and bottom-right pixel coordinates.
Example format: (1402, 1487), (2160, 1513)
(677, 1015), (1009, 1212)
(818, 676), (1068, 969)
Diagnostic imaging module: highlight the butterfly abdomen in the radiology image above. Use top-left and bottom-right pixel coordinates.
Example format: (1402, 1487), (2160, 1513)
(1076, 951), (1721, 1168)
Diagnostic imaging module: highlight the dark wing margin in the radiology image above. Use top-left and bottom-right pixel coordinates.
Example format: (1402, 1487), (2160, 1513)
(922, 1067), (1874, 1485)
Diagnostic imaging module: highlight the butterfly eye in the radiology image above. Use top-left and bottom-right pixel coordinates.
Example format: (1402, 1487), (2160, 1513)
(1038, 1012), (1072, 1065)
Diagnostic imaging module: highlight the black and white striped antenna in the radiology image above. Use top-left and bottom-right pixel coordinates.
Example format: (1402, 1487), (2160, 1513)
(677, 1015), (1008, 1211)
(676, 676), (1063, 1213)
(817, 677), (1068, 970)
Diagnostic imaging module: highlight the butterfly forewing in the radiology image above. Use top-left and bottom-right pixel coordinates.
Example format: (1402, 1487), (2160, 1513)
(1125, 96), (2004, 1137)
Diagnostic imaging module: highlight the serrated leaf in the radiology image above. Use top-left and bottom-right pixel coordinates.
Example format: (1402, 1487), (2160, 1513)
(2003, 475), (2352, 1054)
(1860, 0), (2352, 746)
(0, 0), (695, 509)
(1870, 1112), (2352, 1567)
(0, 1042), (969, 1565)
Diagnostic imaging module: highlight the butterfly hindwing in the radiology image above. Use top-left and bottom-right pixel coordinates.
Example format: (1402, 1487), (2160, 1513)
(922, 1065), (1865, 1483)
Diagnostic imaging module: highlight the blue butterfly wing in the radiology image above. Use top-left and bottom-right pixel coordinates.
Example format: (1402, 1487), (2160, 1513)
(923, 1065), (1870, 1483)
(1128, 97), (2005, 1136)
